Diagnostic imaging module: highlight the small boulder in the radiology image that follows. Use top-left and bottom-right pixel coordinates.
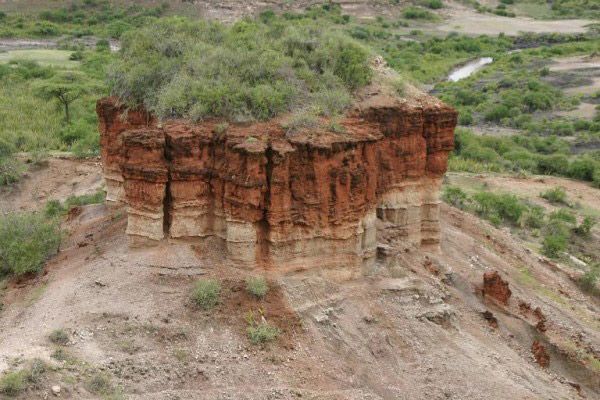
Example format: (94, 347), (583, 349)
(483, 271), (511, 305)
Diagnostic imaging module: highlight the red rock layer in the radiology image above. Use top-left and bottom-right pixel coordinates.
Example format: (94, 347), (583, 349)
(97, 96), (456, 271)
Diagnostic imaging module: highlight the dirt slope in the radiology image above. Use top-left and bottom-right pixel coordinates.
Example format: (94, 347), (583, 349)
(0, 159), (598, 399)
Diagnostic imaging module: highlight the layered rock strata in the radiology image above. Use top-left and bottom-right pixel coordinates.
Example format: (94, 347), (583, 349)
(97, 94), (456, 271)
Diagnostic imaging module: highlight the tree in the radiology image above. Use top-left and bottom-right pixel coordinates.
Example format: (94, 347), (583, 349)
(33, 71), (99, 124)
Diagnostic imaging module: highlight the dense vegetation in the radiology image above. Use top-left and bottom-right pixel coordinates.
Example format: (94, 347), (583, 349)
(0, 0), (169, 39)
(108, 16), (372, 122)
(450, 129), (600, 187)
(442, 186), (597, 259)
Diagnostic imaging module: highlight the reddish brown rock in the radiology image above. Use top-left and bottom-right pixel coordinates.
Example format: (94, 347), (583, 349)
(532, 340), (550, 368)
(483, 271), (512, 305)
(97, 93), (456, 271)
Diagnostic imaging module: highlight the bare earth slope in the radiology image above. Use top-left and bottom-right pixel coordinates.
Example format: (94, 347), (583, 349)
(0, 160), (598, 399)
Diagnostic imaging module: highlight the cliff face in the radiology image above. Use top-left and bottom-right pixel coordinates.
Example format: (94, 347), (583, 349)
(97, 95), (456, 272)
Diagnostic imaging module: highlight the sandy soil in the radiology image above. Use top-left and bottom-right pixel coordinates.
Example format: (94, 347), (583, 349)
(436, 4), (593, 36)
(0, 160), (598, 399)
(0, 157), (104, 214)
(557, 102), (598, 119)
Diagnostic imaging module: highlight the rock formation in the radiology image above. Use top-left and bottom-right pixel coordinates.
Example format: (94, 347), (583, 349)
(97, 92), (456, 272)
(483, 271), (512, 305)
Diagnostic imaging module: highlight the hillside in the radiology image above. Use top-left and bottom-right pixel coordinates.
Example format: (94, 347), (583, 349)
(0, 1), (599, 399)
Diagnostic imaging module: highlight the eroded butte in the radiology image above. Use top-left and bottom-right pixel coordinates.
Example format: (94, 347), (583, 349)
(97, 92), (456, 272)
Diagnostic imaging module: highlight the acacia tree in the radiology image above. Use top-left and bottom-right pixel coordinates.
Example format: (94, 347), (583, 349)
(33, 71), (98, 124)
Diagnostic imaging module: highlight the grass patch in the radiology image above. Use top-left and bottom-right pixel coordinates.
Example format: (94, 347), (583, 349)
(0, 49), (80, 68)
(48, 329), (69, 345)
(0, 212), (61, 277)
(540, 187), (568, 205)
(246, 276), (269, 298)
(191, 279), (221, 310)
(85, 373), (121, 399)
(0, 359), (46, 397)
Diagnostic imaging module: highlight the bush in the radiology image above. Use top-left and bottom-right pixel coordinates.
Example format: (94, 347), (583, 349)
(540, 187), (567, 204)
(247, 322), (280, 344)
(192, 279), (221, 309)
(549, 208), (576, 224)
(403, 7), (437, 20)
(86, 373), (114, 396)
(0, 213), (61, 277)
(0, 370), (28, 396)
(542, 231), (568, 258)
(422, 0), (443, 9)
(246, 276), (269, 298)
(442, 186), (468, 208)
(109, 17), (373, 122)
(0, 156), (24, 186)
(49, 329), (69, 345)
(579, 265), (599, 294)
(574, 216), (596, 237)
(0, 360), (46, 397)
(64, 191), (105, 208)
(472, 192), (525, 225)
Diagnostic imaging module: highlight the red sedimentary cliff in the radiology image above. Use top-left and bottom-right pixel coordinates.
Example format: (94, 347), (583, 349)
(97, 93), (456, 271)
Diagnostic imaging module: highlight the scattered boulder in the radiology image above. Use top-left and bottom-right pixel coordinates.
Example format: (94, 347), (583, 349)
(483, 271), (511, 305)
(481, 310), (498, 329)
(532, 340), (550, 368)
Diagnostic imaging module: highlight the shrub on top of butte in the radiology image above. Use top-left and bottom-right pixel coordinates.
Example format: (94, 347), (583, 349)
(108, 16), (373, 122)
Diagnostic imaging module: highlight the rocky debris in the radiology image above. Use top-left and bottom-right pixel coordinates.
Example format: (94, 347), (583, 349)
(483, 271), (512, 305)
(97, 94), (456, 271)
(481, 310), (498, 329)
(51, 385), (61, 396)
(533, 307), (548, 333)
(531, 340), (550, 368)
(417, 304), (455, 328)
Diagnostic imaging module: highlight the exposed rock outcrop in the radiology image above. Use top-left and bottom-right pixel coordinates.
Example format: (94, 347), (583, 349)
(97, 93), (456, 272)
(483, 271), (512, 305)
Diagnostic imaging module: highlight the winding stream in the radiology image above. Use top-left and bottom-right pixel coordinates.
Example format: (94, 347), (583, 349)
(448, 57), (493, 82)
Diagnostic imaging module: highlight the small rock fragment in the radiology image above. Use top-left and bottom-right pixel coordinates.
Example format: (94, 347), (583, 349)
(51, 385), (61, 396)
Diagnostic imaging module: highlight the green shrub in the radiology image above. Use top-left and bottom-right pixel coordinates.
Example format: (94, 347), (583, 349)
(542, 232), (568, 258)
(442, 186), (468, 209)
(568, 158), (597, 181)
(0, 213), (61, 277)
(64, 190), (105, 209)
(86, 373), (114, 396)
(542, 221), (570, 258)
(484, 104), (511, 122)
(520, 205), (545, 229)
(0, 360), (46, 397)
(49, 329), (69, 345)
(422, 0), (443, 9)
(472, 192), (525, 225)
(540, 187), (567, 204)
(0, 156), (25, 186)
(574, 216), (596, 237)
(549, 208), (576, 224)
(538, 155), (569, 176)
(458, 111), (473, 126)
(0, 370), (28, 396)
(246, 276), (269, 298)
(109, 17), (372, 122)
(403, 7), (437, 20)
(192, 279), (221, 309)
(579, 265), (599, 294)
(247, 322), (280, 344)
